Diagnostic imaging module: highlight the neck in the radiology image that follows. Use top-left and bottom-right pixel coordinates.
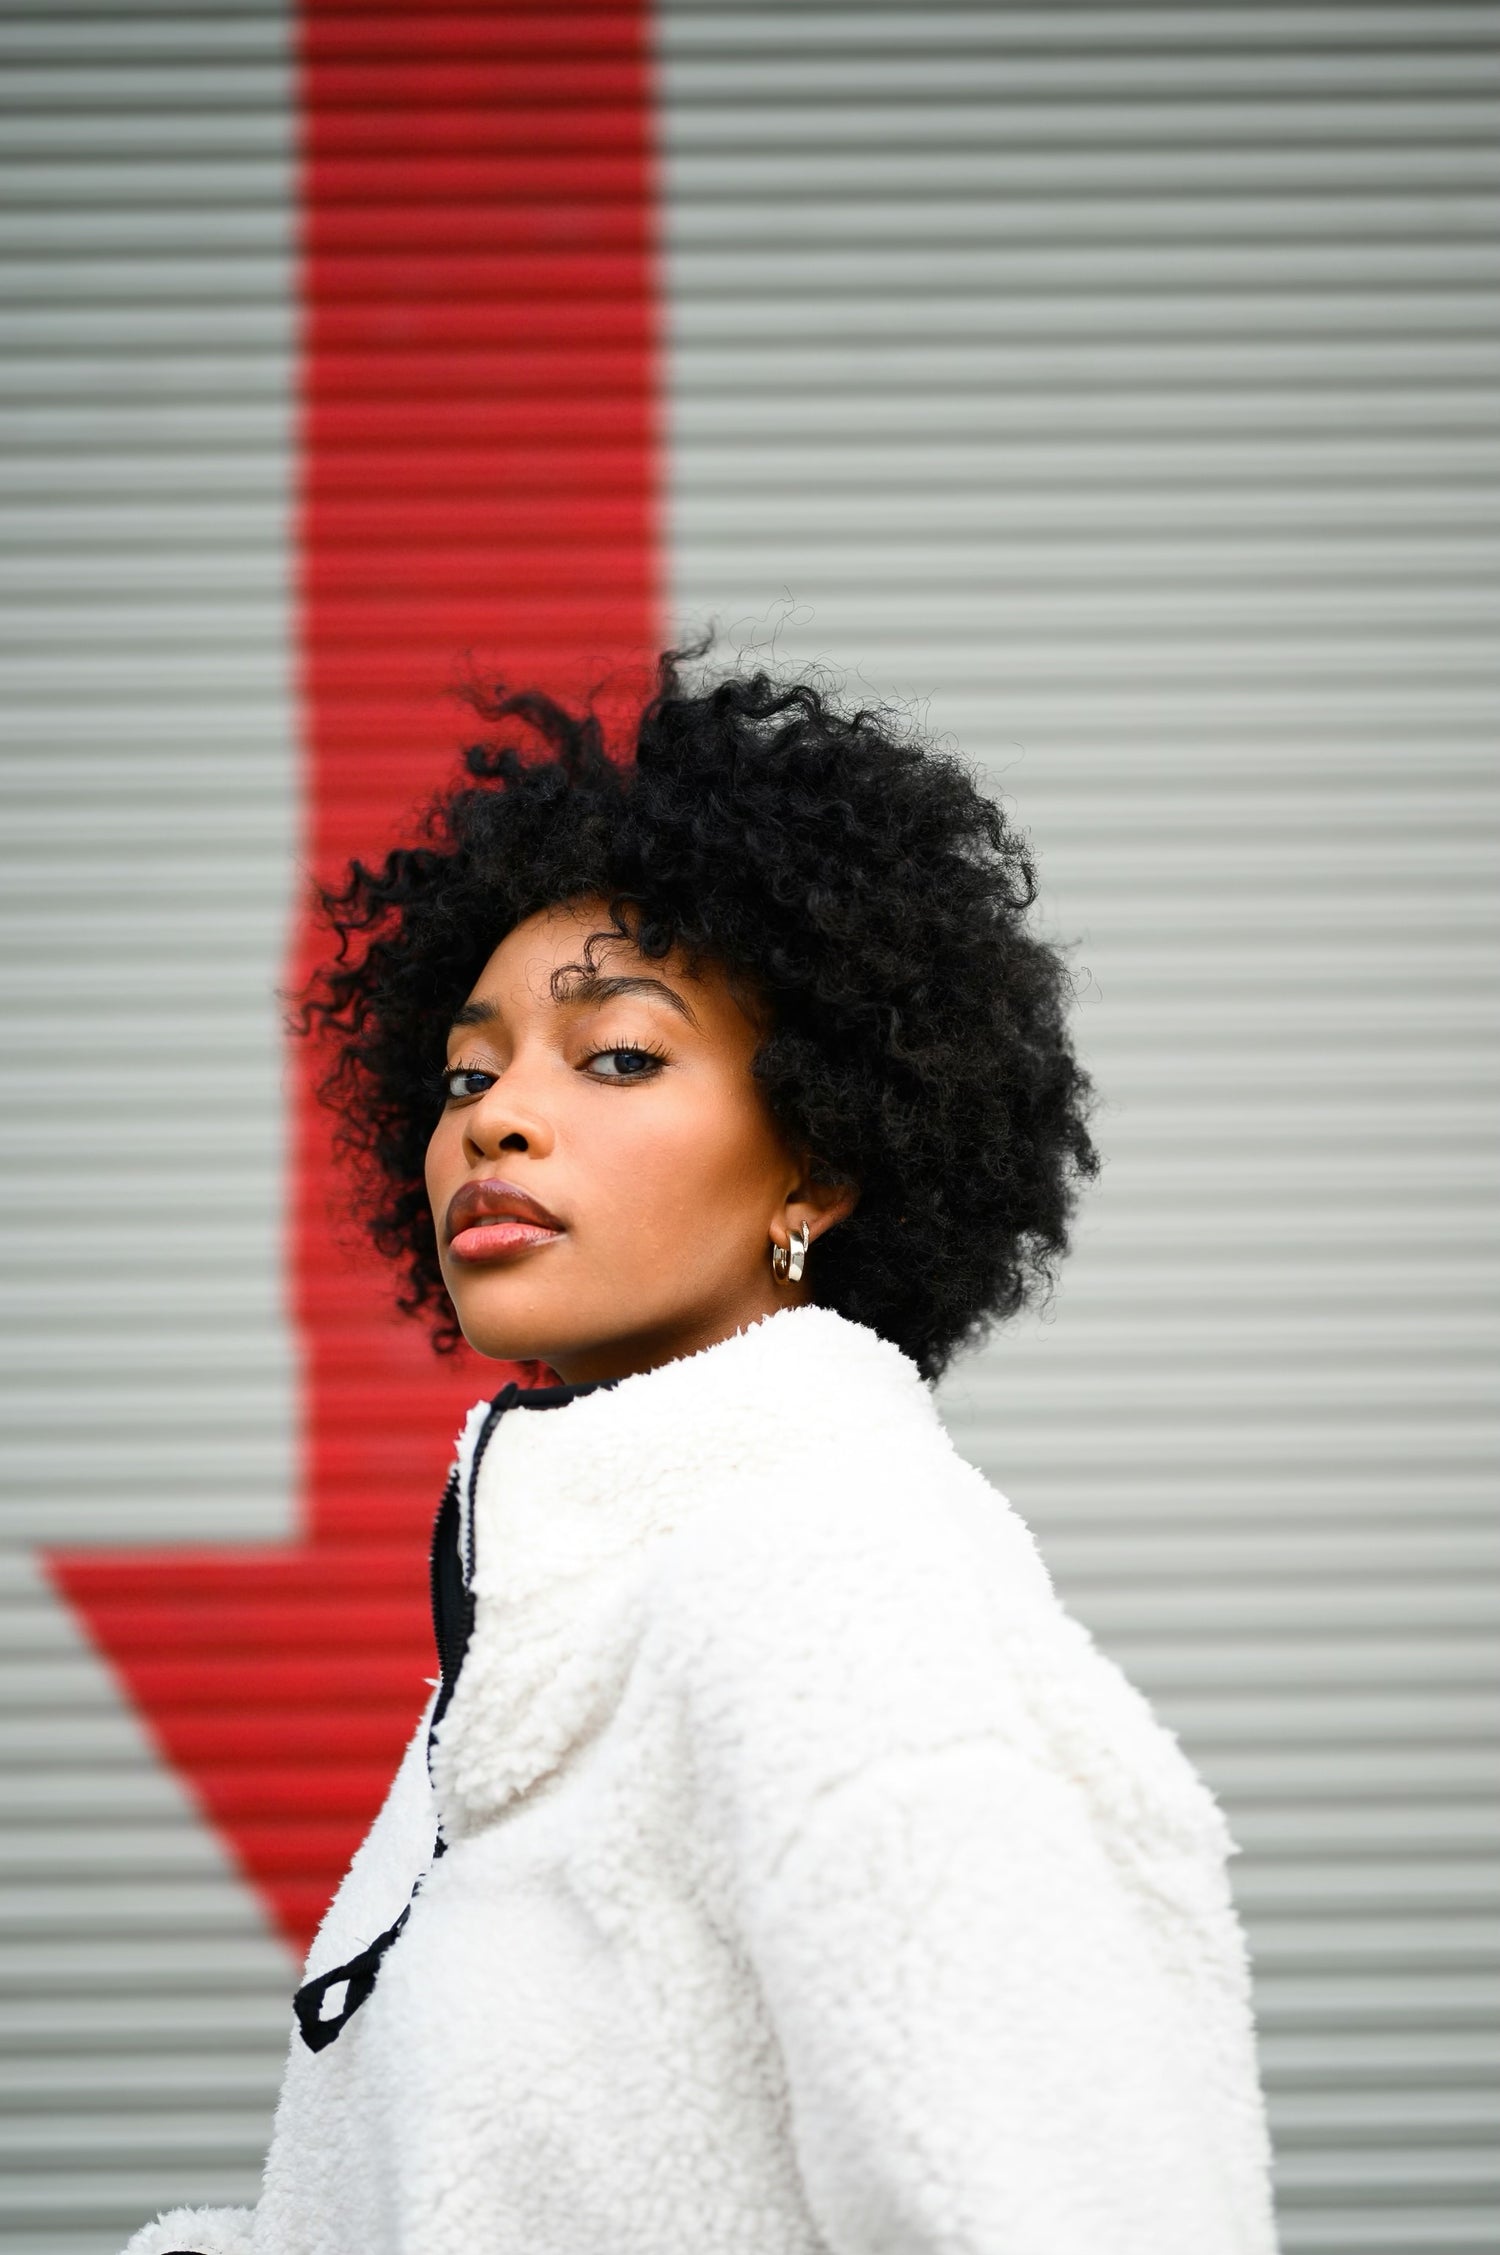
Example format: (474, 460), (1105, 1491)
(540, 1282), (812, 1388)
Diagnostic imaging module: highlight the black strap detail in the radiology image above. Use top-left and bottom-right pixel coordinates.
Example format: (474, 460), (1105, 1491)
(294, 1899), (414, 2052)
(294, 1374), (618, 2055)
(427, 1374), (613, 1755)
(428, 1466), (473, 1749)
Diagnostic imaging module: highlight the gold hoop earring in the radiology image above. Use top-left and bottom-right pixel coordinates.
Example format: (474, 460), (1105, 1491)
(771, 1222), (810, 1285)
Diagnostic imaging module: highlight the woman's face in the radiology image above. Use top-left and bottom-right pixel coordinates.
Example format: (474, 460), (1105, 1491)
(425, 895), (852, 1385)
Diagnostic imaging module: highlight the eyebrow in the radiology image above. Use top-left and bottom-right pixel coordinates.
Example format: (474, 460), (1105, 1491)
(449, 969), (698, 1034)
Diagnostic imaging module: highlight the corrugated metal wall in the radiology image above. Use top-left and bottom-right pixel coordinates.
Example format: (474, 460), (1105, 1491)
(0, 4), (299, 2248)
(2, 3), (1496, 2251)
(37, 0), (662, 1993)
(1, 5), (663, 2249)
(658, 6), (1499, 2251)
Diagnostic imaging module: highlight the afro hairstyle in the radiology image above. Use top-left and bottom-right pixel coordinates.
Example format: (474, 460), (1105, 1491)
(300, 651), (1098, 1383)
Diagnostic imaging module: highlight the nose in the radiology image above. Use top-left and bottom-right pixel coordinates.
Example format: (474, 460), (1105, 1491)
(461, 1067), (555, 1164)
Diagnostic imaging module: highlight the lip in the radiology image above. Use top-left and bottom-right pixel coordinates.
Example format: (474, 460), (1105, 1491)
(445, 1178), (566, 1265)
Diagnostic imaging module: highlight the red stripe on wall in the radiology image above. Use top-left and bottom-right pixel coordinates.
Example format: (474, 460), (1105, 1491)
(52, 1), (664, 1954)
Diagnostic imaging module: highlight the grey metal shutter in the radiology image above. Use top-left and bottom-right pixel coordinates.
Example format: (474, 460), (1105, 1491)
(0, 4), (299, 2247)
(658, 6), (1500, 2249)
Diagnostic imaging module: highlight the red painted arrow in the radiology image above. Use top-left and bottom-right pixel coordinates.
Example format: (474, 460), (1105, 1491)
(47, 1), (663, 1958)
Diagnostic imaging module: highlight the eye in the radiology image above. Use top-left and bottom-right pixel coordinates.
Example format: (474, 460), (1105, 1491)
(441, 1064), (495, 1103)
(583, 1045), (666, 1082)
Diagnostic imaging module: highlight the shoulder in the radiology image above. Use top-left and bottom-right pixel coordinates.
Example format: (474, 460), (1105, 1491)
(646, 1401), (1059, 1829)
(658, 1345), (1054, 1626)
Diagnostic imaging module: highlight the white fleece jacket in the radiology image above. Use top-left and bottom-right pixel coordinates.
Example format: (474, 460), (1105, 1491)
(126, 1305), (1278, 2255)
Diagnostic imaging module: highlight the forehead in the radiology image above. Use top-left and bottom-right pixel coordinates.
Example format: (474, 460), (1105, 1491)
(452, 897), (763, 1046)
(470, 898), (680, 997)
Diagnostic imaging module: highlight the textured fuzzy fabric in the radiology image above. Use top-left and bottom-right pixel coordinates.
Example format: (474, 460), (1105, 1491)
(125, 1305), (1278, 2254)
(122, 2209), (256, 2255)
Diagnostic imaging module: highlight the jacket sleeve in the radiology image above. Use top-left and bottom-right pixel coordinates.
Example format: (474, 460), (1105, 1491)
(736, 1734), (1251, 2255)
(121, 2208), (256, 2255)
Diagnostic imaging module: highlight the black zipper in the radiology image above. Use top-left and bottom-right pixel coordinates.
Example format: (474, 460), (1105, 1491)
(294, 1372), (615, 2052)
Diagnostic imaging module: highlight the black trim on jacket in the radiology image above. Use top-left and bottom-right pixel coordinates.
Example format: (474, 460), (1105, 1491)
(293, 1374), (612, 2053)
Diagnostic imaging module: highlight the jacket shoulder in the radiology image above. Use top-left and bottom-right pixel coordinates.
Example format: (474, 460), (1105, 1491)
(649, 1413), (1235, 1887)
(649, 1417), (1058, 1815)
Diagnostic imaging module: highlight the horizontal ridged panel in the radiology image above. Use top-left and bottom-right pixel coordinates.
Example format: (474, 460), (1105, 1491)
(0, 6), (299, 2250)
(660, 5), (1500, 2249)
(7, 4), (665, 2246)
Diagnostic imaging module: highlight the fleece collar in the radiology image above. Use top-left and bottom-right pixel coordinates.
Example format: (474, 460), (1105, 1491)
(428, 1305), (936, 1838)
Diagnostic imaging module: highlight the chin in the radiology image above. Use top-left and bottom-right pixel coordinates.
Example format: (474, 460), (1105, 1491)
(459, 1331), (543, 1366)
(453, 1313), (557, 1366)
(443, 1277), (564, 1368)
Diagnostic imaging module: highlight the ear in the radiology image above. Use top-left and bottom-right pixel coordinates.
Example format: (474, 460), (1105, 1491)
(782, 1165), (859, 1248)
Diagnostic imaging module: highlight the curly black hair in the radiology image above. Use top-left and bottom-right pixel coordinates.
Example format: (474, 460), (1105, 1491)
(300, 651), (1098, 1383)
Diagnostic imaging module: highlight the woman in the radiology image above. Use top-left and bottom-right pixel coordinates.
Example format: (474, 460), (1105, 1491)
(129, 659), (1278, 2255)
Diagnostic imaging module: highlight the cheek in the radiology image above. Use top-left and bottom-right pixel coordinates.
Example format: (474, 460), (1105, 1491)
(584, 1076), (778, 1226)
(424, 1112), (461, 1210)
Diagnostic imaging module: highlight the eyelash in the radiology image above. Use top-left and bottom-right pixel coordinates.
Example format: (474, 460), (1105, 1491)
(435, 1042), (670, 1104)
